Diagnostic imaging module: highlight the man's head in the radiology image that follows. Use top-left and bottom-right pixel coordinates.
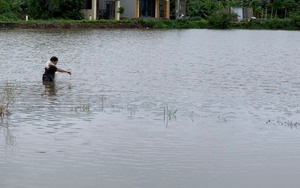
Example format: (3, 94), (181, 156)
(50, 56), (58, 65)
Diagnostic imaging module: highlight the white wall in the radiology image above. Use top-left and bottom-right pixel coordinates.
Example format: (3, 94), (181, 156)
(82, 0), (97, 20)
(230, 7), (243, 21)
(121, 0), (136, 18)
(82, 9), (93, 19)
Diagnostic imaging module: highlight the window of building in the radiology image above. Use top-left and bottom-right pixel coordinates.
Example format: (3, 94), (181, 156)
(84, 0), (92, 9)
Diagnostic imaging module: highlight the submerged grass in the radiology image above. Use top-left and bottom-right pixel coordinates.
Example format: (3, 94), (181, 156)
(0, 84), (17, 124)
(266, 119), (300, 129)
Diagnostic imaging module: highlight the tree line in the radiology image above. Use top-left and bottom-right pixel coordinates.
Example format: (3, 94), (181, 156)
(0, 0), (84, 20)
(0, 0), (300, 20)
(186, 0), (300, 19)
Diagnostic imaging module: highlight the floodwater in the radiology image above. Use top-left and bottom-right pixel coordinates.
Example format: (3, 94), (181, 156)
(1, 29), (300, 188)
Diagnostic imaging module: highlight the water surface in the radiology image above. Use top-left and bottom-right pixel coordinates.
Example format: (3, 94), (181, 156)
(1, 29), (300, 188)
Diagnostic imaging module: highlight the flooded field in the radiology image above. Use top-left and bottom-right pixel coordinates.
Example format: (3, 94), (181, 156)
(1, 29), (300, 188)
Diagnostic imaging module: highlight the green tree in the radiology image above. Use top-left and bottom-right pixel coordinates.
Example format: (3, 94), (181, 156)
(186, 0), (223, 19)
(27, 0), (83, 19)
(251, 0), (262, 18)
(282, 0), (297, 18)
(58, 0), (84, 19)
(0, 0), (10, 15)
(207, 12), (233, 29)
(0, 0), (27, 19)
(186, 0), (207, 18)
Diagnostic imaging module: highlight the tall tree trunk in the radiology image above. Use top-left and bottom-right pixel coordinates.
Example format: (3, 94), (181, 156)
(285, 8), (287, 19)
(271, 7), (273, 19)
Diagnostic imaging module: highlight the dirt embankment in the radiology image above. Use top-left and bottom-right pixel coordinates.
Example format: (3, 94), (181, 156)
(0, 22), (145, 29)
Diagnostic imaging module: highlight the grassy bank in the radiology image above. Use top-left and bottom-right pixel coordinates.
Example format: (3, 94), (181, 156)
(0, 18), (299, 30)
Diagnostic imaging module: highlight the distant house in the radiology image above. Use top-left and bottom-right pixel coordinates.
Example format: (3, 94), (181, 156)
(82, 0), (98, 20)
(82, 0), (171, 20)
(230, 7), (253, 21)
(175, 0), (186, 19)
(123, 0), (171, 19)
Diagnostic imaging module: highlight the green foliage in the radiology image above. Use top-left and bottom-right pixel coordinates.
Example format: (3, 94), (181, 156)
(138, 18), (156, 28)
(231, 18), (296, 30)
(265, 18), (293, 29)
(136, 19), (200, 29)
(172, 19), (191, 28)
(153, 21), (170, 29)
(0, 0), (11, 14)
(236, 19), (264, 29)
(186, 0), (215, 19)
(190, 20), (208, 28)
(0, 18), (300, 30)
(58, 0), (84, 19)
(291, 14), (300, 28)
(0, 0), (26, 20)
(186, 0), (300, 20)
(154, 20), (171, 29)
(207, 12), (233, 29)
(118, 6), (125, 15)
(27, 0), (83, 19)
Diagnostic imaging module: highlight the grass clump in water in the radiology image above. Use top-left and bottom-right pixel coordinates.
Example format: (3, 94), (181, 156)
(0, 84), (17, 124)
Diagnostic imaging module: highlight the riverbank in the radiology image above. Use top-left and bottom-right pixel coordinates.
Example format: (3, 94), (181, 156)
(0, 19), (209, 29)
(0, 18), (299, 30)
(0, 20), (145, 29)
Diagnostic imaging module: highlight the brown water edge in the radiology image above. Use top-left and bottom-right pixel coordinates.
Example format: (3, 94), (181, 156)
(0, 22), (145, 29)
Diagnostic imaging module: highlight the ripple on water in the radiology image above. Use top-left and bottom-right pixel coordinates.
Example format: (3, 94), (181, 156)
(1, 29), (300, 188)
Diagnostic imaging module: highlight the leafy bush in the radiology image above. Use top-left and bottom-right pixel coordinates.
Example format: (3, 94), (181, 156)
(162, 20), (177, 28)
(27, 0), (84, 20)
(291, 14), (300, 29)
(207, 12), (233, 29)
(175, 19), (192, 29)
(0, 0), (25, 20)
(244, 19), (264, 29)
(0, 0), (10, 14)
(190, 20), (208, 28)
(118, 6), (125, 15)
(138, 18), (155, 28)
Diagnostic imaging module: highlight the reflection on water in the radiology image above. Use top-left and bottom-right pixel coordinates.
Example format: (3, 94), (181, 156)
(43, 81), (57, 96)
(1, 127), (16, 147)
(1, 29), (300, 188)
(163, 104), (177, 127)
(0, 83), (18, 124)
(266, 119), (300, 129)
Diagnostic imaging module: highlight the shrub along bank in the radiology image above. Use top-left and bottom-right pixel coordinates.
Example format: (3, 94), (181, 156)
(0, 17), (300, 30)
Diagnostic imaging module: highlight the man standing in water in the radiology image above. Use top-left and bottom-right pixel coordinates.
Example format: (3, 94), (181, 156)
(42, 56), (71, 82)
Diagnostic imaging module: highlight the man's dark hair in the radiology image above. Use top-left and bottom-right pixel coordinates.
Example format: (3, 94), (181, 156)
(50, 56), (58, 62)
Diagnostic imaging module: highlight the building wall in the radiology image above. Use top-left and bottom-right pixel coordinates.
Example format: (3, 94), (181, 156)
(175, 0), (186, 18)
(121, 0), (169, 19)
(230, 7), (253, 21)
(99, 0), (106, 10)
(82, 0), (169, 20)
(82, 0), (97, 20)
(230, 7), (243, 21)
(179, 0), (186, 16)
(82, 9), (94, 19)
(121, 0), (137, 18)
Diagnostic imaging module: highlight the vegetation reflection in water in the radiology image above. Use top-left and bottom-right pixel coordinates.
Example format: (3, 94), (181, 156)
(0, 83), (18, 125)
(0, 81), (197, 126)
(266, 119), (300, 129)
(0, 83), (18, 149)
(1, 83), (300, 130)
(1, 126), (16, 148)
